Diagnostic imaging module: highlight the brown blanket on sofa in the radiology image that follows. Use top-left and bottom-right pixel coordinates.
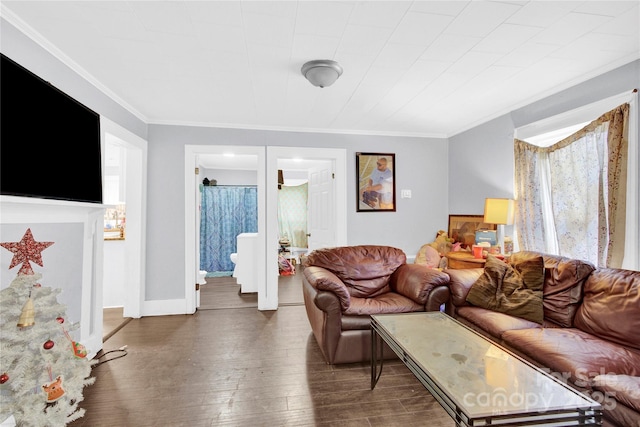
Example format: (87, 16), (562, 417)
(465, 255), (544, 324)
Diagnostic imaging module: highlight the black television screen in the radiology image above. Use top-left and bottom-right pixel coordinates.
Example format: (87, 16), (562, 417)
(1, 53), (103, 204)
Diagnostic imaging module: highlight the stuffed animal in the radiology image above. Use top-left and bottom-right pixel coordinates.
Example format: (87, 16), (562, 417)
(414, 244), (441, 268)
(427, 230), (453, 255)
(415, 230), (456, 269)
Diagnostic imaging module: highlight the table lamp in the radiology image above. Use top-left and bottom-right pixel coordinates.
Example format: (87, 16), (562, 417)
(484, 198), (515, 254)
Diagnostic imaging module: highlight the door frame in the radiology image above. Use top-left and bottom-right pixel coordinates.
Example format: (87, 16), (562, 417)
(101, 117), (147, 319)
(185, 145), (346, 312)
(266, 147), (347, 309)
(184, 145), (266, 313)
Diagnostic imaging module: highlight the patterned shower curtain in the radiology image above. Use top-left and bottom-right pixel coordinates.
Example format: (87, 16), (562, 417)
(200, 186), (258, 274)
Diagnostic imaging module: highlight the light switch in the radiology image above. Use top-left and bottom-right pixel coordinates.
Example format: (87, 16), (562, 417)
(401, 189), (412, 199)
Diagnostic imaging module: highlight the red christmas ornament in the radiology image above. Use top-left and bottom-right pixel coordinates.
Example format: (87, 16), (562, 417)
(56, 317), (64, 324)
(43, 340), (54, 350)
(0, 373), (8, 384)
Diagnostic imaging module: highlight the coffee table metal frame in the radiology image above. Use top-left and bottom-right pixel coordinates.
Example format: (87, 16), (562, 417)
(371, 312), (602, 426)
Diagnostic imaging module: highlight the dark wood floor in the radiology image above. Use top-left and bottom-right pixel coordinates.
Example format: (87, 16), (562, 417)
(79, 272), (451, 426)
(103, 307), (132, 342)
(199, 268), (305, 310)
(102, 269), (305, 340)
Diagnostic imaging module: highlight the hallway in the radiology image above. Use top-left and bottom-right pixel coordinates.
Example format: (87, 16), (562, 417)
(199, 268), (304, 310)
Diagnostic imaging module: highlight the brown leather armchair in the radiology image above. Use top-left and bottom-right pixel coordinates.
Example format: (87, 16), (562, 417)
(302, 245), (450, 364)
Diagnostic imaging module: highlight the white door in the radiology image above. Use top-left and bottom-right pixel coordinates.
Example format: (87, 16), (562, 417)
(307, 162), (335, 251)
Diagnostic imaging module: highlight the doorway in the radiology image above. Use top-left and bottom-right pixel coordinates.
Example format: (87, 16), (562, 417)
(266, 147), (347, 309)
(185, 145), (346, 312)
(185, 145), (265, 313)
(100, 118), (147, 340)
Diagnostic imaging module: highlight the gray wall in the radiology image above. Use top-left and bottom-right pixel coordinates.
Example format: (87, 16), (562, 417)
(200, 169), (257, 186)
(146, 125), (449, 300)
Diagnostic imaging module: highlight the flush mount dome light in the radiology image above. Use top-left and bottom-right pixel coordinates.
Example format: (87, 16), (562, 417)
(301, 60), (343, 88)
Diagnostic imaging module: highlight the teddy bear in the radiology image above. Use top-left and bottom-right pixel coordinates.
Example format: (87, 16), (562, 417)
(427, 230), (453, 255)
(414, 230), (454, 269)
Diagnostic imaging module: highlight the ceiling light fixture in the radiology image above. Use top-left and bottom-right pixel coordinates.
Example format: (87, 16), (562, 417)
(301, 60), (343, 88)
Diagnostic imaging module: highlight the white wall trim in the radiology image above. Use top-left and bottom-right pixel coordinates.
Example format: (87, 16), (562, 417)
(623, 91), (639, 270)
(515, 91), (636, 141)
(141, 299), (189, 317)
(101, 117), (148, 319)
(266, 147), (347, 310)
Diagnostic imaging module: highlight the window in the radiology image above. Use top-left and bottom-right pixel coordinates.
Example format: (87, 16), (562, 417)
(514, 92), (638, 269)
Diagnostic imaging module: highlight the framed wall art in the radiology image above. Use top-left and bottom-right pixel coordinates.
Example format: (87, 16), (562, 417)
(447, 215), (496, 248)
(356, 152), (395, 212)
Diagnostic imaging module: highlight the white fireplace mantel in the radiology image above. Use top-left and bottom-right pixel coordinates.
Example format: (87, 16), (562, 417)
(0, 195), (106, 358)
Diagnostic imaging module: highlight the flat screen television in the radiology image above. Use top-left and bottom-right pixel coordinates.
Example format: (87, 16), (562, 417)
(1, 53), (103, 204)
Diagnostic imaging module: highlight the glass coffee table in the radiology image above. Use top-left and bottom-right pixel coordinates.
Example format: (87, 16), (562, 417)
(371, 312), (602, 426)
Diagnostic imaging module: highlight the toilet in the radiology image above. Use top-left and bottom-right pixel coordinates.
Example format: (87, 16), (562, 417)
(197, 270), (207, 285)
(230, 253), (238, 277)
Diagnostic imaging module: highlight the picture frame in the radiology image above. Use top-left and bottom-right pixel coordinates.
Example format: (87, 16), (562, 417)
(447, 215), (496, 248)
(356, 152), (395, 212)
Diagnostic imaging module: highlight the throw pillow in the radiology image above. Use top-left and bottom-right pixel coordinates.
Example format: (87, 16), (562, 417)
(466, 255), (544, 324)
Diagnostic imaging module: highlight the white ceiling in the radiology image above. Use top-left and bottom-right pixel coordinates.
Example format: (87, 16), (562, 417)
(2, 1), (639, 138)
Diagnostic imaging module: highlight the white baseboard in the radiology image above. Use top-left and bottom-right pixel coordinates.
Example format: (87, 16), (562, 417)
(141, 299), (193, 316)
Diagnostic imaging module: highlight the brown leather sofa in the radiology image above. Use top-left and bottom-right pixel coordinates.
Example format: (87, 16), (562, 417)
(302, 245), (450, 364)
(445, 251), (640, 427)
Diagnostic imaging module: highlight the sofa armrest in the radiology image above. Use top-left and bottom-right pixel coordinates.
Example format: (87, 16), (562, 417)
(444, 268), (483, 313)
(303, 266), (351, 311)
(390, 264), (450, 308)
(426, 285), (451, 312)
(302, 270), (344, 364)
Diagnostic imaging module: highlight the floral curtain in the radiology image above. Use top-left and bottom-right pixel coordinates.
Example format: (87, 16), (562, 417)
(200, 186), (258, 274)
(514, 103), (629, 267)
(277, 183), (308, 248)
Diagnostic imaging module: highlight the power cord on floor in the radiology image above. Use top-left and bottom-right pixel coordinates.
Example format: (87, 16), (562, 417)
(93, 345), (128, 367)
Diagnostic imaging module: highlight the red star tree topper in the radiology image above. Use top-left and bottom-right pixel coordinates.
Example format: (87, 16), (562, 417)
(0, 228), (53, 275)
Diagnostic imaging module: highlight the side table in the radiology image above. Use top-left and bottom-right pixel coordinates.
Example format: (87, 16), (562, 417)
(445, 251), (486, 269)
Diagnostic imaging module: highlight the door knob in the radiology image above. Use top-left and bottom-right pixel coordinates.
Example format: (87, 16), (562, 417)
(306, 233), (311, 237)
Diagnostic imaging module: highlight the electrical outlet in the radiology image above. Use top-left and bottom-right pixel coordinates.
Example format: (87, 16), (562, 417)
(401, 189), (412, 199)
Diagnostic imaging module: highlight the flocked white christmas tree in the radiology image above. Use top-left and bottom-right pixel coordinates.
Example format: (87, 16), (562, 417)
(0, 228), (95, 426)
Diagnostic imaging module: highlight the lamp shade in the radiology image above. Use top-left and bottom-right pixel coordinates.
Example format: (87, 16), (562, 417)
(301, 60), (343, 88)
(484, 198), (515, 225)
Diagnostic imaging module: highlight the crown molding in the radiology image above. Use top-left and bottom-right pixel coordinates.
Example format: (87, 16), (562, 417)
(450, 55), (639, 138)
(148, 119), (448, 140)
(1, 5), (148, 124)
